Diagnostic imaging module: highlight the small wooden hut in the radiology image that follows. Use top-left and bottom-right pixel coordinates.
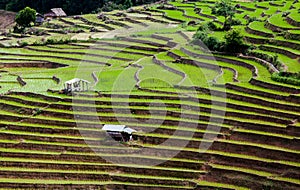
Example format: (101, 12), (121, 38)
(64, 78), (90, 92)
(35, 13), (44, 25)
(102, 125), (136, 142)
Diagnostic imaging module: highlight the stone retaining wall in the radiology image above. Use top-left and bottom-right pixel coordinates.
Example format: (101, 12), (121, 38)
(264, 21), (299, 32)
(8, 91), (62, 102)
(180, 47), (258, 77)
(240, 6), (255, 11)
(255, 4), (268, 10)
(238, 54), (279, 73)
(151, 34), (173, 41)
(194, 8), (216, 19)
(27, 47), (132, 62)
(259, 45), (299, 59)
(153, 56), (186, 78)
(225, 83), (300, 104)
(120, 37), (167, 47)
(230, 130), (299, 150)
(93, 41), (164, 52)
(223, 67), (239, 82)
(269, 2), (284, 7)
(0, 52), (110, 66)
(176, 85), (300, 113)
(177, 31), (190, 41)
(269, 39), (300, 51)
(163, 14), (184, 23)
(250, 78), (300, 94)
(78, 17), (114, 31)
(286, 15), (300, 27)
(0, 61), (67, 69)
(245, 26), (274, 38)
(244, 36), (269, 44)
(120, 17), (148, 27)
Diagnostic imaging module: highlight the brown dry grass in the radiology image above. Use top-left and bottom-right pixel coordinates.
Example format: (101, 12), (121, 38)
(0, 10), (16, 31)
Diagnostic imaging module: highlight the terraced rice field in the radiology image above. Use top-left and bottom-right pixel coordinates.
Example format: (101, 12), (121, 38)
(0, 0), (299, 189)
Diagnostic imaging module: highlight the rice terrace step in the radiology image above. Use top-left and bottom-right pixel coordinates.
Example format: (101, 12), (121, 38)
(0, 0), (299, 189)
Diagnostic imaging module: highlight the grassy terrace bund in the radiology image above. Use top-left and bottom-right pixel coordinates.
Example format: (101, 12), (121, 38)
(0, 0), (300, 189)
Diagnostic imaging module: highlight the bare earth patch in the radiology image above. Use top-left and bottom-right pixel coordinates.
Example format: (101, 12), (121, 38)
(0, 10), (16, 31)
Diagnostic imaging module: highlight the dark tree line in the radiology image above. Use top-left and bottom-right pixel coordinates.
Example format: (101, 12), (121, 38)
(0, 0), (160, 15)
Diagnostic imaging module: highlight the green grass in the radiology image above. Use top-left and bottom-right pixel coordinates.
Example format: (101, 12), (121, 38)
(211, 163), (300, 185)
(219, 139), (300, 154)
(184, 8), (211, 21)
(82, 14), (121, 29)
(28, 45), (145, 60)
(218, 68), (234, 84)
(248, 21), (274, 35)
(207, 31), (226, 40)
(169, 1), (194, 7)
(133, 26), (181, 36)
(260, 44), (300, 55)
(288, 30), (300, 34)
(252, 49), (300, 72)
(268, 13), (298, 29)
(182, 46), (255, 82)
(4, 93), (295, 122)
(0, 129), (102, 141)
(138, 57), (182, 86)
(161, 10), (190, 22)
(175, 63), (219, 87)
(233, 128), (295, 139)
(1, 134), (299, 168)
(289, 10), (300, 22)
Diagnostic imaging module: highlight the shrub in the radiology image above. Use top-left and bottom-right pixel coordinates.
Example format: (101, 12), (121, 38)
(193, 30), (223, 51)
(282, 31), (300, 40)
(13, 25), (25, 33)
(31, 37), (77, 46)
(247, 16), (259, 24)
(196, 21), (219, 32)
(197, 23), (209, 32)
(101, 1), (124, 12)
(20, 41), (29, 47)
(212, 0), (236, 30)
(33, 108), (42, 116)
(33, 40), (42, 46)
(24, 28), (46, 36)
(224, 28), (249, 53)
(223, 18), (242, 30)
(124, 0), (133, 9)
(15, 7), (36, 28)
(193, 21), (249, 53)
(230, 18), (242, 26)
(193, 31), (208, 42)
(272, 72), (300, 86)
(278, 71), (300, 79)
(46, 38), (55, 44)
(205, 36), (222, 51)
(207, 21), (219, 31)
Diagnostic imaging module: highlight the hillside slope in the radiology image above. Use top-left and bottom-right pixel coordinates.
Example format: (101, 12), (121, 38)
(0, 10), (15, 31)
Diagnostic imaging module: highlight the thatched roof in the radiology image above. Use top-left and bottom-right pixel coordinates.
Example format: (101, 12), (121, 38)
(45, 8), (67, 17)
